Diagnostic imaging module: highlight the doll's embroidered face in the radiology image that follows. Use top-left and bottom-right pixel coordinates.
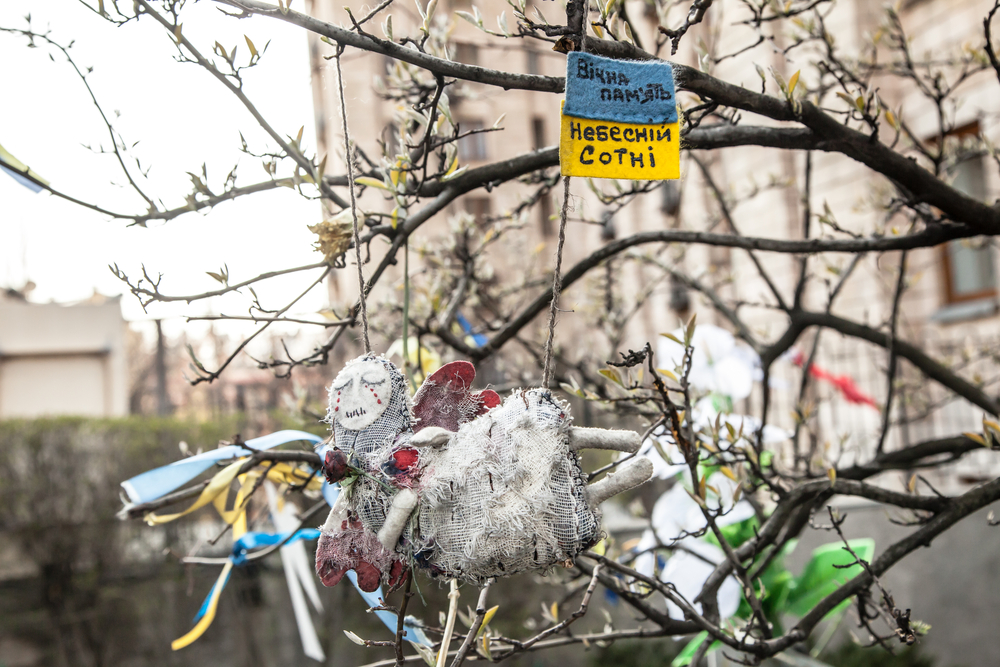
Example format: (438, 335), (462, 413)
(331, 358), (393, 430)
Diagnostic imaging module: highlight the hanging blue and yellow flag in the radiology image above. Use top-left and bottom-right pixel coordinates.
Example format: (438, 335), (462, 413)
(0, 142), (49, 193)
(560, 52), (680, 180)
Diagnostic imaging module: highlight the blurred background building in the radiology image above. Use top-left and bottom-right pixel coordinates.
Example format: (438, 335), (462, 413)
(0, 288), (128, 418)
(299, 2), (1000, 663)
(306, 0), (1000, 491)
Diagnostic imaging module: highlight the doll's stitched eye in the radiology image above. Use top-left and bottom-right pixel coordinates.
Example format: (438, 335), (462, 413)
(361, 375), (386, 385)
(333, 377), (353, 391)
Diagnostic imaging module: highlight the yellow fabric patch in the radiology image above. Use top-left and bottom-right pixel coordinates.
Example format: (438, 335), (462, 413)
(560, 109), (679, 180)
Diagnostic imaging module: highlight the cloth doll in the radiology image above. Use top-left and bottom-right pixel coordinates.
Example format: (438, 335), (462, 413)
(315, 354), (653, 591)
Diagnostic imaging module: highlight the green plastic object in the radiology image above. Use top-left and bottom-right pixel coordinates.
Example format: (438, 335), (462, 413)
(667, 529), (874, 666)
(672, 631), (718, 667)
(785, 539), (875, 618)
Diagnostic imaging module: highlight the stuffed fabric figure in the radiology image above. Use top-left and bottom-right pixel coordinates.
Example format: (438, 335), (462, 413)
(315, 354), (653, 591)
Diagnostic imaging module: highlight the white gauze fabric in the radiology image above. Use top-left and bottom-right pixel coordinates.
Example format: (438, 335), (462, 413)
(412, 389), (600, 584)
(320, 355), (602, 587)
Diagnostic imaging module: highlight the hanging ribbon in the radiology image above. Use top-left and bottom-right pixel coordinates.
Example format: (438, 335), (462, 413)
(0, 142), (48, 193)
(266, 482), (327, 662)
(144, 460), (321, 528)
(121, 429), (323, 505)
(171, 529), (322, 651)
(789, 348), (879, 410)
(125, 432), (432, 654)
(144, 458), (246, 525)
(171, 560), (234, 651)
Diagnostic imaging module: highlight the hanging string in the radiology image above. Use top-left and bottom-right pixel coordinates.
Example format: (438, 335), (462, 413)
(335, 50), (371, 354)
(541, 176), (571, 388)
(541, 16), (587, 389)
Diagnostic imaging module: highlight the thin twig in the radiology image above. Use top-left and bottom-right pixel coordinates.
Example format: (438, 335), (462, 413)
(436, 580), (460, 667)
(394, 571), (414, 666)
(516, 564), (601, 651)
(876, 251), (908, 455)
(180, 499), (328, 565)
(449, 580), (492, 667)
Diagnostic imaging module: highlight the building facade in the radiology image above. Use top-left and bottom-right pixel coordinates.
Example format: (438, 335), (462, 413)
(0, 291), (129, 418)
(303, 0), (999, 489)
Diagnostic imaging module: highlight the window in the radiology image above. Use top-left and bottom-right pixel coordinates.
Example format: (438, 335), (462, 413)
(942, 234), (996, 303)
(464, 196), (492, 227)
(531, 117), (546, 151)
(457, 119), (488, 161)
(453, 42), (479, 66)
(660, 180), (681, 216)
(539, 192), (553, 236)
(526, 49), (540, 75)
(937, 124), (996, 305)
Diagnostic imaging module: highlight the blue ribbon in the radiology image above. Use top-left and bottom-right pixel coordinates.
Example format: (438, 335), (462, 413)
(457, 313), (488, 348)
(231, 529), (322, 566)
(192, 566), (233, 623)
(1, 164), (44, 192)
(121, 429), (323, 504)
(187, 522), (430, 645)
(190, 529), (322, 623)
(127, 431), (431, 646)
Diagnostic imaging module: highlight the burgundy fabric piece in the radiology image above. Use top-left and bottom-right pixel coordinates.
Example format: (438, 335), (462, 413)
(354, 561), (382, 592)
(317, 557), (347, 587)
(386, 559), (408, 591)
(315, 512), (403, 591)
(477, 390), (501, 412)
(412, 361), (500, 432)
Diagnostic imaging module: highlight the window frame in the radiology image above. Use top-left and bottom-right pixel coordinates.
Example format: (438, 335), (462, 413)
(926, 120), (997, 306)
(456, 118), (488, 162)
(939, 237), (997, 304)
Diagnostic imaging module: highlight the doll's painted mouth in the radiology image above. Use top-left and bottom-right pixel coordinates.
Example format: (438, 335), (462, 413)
(345, 407), (367, 419)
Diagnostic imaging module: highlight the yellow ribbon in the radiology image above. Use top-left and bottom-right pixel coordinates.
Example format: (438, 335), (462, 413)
(158, 459), (323, 651)
(266, 462), (323, 490)
(213, 472), (254, 539)
(144, 459), (320, 529)
(171, 560), (234, 651)
(144, 459), (247, 525)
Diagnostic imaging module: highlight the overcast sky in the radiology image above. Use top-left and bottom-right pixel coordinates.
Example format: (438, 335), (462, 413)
(1, 1), (327, 341)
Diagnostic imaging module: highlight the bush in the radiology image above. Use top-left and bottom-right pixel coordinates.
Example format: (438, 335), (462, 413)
(586, 638), (680, 667)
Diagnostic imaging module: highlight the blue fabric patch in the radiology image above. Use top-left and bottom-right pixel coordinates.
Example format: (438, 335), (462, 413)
(563, 52), (677, 125)
(457, 312), (488, 347)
